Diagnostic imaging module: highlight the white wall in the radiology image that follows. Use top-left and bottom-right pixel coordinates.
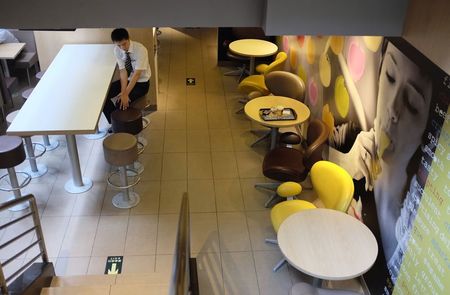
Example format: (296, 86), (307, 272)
(34, 28), (158, 106)
(402, 0), (450, 74)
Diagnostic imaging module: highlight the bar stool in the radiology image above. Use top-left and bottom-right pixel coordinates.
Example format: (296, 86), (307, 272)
(130, 95), (151, 147)
(103, 133), (140, 209)
(21, 88), (60, 151)
(0, 135), (32, 211)
(111, 108), (145, 175)
(6, 111), (48, 178)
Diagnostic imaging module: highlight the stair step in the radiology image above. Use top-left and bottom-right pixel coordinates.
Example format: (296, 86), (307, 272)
(111, 284), (169, 295)
(41, 284), (169, 295)
(41, 285), (111, 295)
(116, 273), (170, 285)
(50, 273), (169, 287)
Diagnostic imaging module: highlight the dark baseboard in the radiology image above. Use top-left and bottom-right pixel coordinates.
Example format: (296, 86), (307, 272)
(189, 257), (199, 295)
(8, 262), (55, 295)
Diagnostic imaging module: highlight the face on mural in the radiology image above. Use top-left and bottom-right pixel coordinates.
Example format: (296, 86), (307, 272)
(375, 43), (432, 164)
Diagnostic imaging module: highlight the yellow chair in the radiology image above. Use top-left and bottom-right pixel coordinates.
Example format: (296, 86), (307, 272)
(266, 161), (354, 272)
(236, 52), (288, 113)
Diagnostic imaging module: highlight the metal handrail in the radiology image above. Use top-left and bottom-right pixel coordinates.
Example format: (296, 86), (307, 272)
(169, 193), (191, 295)
(0, 194), (49, 295)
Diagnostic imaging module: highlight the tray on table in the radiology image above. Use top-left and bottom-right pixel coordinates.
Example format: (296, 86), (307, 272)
(259, 108), (297, 121)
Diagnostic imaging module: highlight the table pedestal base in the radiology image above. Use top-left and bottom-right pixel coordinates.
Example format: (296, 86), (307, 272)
(65, 177), (93, 194)
(84, 129), (107, 140)
(42, 136), (60, 151)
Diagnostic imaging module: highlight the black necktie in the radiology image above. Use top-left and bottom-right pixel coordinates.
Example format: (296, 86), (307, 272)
(125, 51), (133, 76)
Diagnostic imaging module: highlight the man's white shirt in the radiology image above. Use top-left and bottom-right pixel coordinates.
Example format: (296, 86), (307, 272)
(114, 40), (151, 82)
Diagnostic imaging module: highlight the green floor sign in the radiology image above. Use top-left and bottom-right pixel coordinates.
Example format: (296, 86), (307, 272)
(104, 256), (123, 275)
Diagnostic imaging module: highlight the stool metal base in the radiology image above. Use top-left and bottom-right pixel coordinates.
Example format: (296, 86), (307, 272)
(112, 191), (140, 209)
(23, 163), (48, 178)
(6, 196), (30, 211)
(84, 130), (107, 140)
(64, 177), (93, 194)
(127, 161), (144, 176)
(138, 136), (148, 147)
(36, 139), (60, 152)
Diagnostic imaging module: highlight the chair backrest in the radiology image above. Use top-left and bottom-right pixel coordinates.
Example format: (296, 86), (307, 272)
(304, 119), (329, 169)
(264, 71), (306, 101)
(310, 161), (354, 212)
(263, 52), (287, 75)
(11, 30), (37, 52)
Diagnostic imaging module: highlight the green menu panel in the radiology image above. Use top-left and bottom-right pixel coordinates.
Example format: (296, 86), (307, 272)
(394, 106), (450, 295)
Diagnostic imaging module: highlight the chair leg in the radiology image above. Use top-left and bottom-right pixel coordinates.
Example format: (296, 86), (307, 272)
(251, 130), (271, 147)
(254, 182), (279, 191)
(224, 68), (243, 76)
(264, 193), (280, 208)
(265, 238), (278, 245)
(273, 258), (287, 272)
(26, 68), (31, 86)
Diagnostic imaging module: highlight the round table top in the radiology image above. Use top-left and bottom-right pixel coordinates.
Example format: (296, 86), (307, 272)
(244, 96), (310, 128)
(277, 208), (378, 281)
(229, 39), (278, 58)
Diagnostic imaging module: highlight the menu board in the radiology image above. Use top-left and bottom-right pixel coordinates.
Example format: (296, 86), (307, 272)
(393, 104), (450, 295)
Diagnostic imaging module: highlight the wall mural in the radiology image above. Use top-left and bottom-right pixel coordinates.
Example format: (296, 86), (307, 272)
(279, 35), (449, 294)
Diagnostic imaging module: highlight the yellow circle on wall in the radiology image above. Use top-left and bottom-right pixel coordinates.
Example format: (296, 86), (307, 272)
(363, 36), (383, 52)
(297, 64), (307, 84)
(319, 53), (331, 87)
(334, 75), (350, 118)
(306, 37), (315, 65)
(330, 36), (344, 55)
(322, 104), (335, 133)
(290, 46), (298, 69)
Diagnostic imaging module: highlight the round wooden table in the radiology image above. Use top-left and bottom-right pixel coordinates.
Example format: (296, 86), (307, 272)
(244, 96), (310, 149)
(229, 39), (278, 74)
(278, 209), (378, 285)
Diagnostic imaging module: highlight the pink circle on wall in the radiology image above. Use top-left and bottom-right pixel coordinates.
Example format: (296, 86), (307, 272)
(308, 79), (318, 107)
(283, 36), (290, 52)
(297, 36), (305, 48)
(347, 41), (366, 81)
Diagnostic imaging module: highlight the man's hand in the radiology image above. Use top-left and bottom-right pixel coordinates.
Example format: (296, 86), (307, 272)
(119, 93), (130, 110)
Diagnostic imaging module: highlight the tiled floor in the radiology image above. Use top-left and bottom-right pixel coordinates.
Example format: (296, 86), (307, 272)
(0, 28), (361, 294)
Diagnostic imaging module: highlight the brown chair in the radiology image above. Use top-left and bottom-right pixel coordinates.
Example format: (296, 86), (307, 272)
(264, 71), (306, 102)
(255, 119), (329, 207)
(12, 30), (39, 86)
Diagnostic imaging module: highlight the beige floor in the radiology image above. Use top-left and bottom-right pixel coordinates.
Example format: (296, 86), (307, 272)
(0, 28), (361, 294)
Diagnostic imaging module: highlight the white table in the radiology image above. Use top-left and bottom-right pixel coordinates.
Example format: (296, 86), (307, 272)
(278, 209), (378, 285)
(229, 39), (278, 74)
(244, 96), (310, 149)
(0, 43), (25, 77)
(7, 44), (116, 193)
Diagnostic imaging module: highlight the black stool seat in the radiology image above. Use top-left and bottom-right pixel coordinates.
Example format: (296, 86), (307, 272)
(111, 109), (143, 135)
(0, 136), (26, 168)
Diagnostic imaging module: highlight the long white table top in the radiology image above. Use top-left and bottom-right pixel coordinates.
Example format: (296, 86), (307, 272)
(7, 44), (116, 136)
(0, 43), (25, 59)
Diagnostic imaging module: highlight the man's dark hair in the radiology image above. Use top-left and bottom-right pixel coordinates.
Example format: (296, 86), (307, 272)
(111, 28), (129, 42)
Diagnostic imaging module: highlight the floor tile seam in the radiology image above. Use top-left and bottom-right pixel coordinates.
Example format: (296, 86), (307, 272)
(57, 214), (101, 260)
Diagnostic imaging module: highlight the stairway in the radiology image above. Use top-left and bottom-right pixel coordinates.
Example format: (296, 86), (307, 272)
(40, 273), (170, 295)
